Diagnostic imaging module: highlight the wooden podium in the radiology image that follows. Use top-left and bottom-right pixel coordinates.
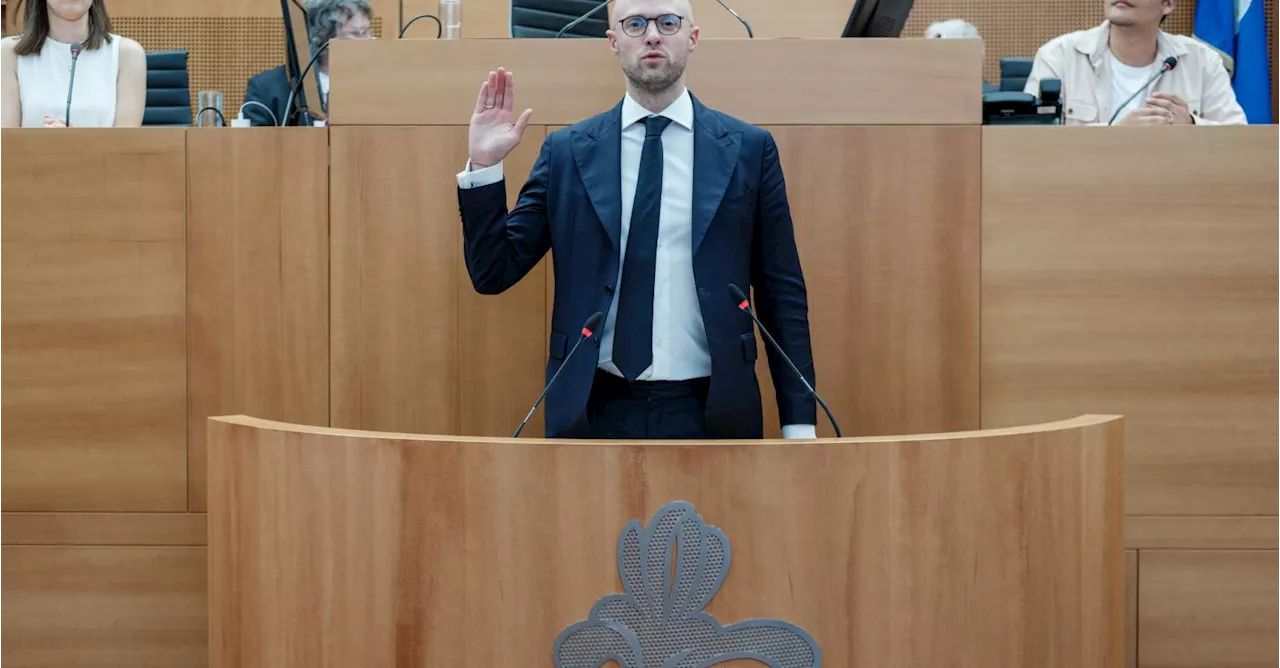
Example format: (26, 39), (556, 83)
(207, 415), (1124, 667)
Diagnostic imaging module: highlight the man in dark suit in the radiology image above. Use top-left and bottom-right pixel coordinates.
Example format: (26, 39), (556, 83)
(241, 65), (292, 127)
(457, 0), (817, 440)
(240, 0), (372, 126)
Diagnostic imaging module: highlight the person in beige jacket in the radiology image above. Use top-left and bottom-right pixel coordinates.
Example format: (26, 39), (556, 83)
(1024, 0), (1246, 125)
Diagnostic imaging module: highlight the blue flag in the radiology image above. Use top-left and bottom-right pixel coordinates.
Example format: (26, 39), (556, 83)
(1194, 0), (1273, 123)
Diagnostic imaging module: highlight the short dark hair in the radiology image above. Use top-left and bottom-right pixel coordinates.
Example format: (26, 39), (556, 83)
(14, 0), (113, 57)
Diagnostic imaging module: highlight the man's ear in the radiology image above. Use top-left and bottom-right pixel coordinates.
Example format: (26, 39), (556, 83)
(607, 29), (619, 54)
(688, 25), (700, 50)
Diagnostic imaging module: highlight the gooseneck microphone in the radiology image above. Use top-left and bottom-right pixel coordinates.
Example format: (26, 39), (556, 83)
(710, 0), (753, 37)
(555, 0), (612, 38)
(64, 42), (82, 127)
(512, 312), (605, 438)
(1107, 56), (1178, 125)
(728, 284), (842, 438)
(281, 40), (330, 126)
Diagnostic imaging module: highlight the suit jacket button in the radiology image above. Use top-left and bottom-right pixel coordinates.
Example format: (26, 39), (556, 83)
(604, 285), (615, 295)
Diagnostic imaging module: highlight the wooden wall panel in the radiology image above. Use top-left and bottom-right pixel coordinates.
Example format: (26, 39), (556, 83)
(1138, 550), (1279, 668)
(1126, 550), (1138, 668)
(187, 128), (330, 512)
(1, 130), (188, 512)
(1126, 517), (1279, 550)
(759, 126), (981, 437)
(0, 130), (186, 242)
(329, 126), (548, 436)
(981, 126), (1279, 516)
(328, 38), (982, 126)
(2, 513), (207, 546)
(1, 546), (207, 668)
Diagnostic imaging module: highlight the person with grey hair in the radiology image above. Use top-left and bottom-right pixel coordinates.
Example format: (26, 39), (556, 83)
(240, 0), (373, 126)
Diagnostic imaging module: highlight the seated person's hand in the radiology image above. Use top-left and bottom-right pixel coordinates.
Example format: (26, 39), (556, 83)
(1115, 106), (1174, 126)
(1143, 92), (1194, 125)
(42, 115), (67, 128)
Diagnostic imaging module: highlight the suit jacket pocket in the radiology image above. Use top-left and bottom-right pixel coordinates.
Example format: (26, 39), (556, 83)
(549, 331), (568, 360)
(741, 332), (758, 363)
(719, 186), (758, 216)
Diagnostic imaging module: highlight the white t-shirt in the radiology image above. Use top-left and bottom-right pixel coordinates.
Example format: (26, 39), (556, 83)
(1108, 51), (1156, 122)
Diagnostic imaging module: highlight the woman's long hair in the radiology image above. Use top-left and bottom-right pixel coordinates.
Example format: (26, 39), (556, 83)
(14, 0), (113, 56)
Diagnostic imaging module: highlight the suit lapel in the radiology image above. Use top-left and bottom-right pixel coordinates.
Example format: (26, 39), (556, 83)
(691, 96), (741, 256)
(571, 102), (624, 251)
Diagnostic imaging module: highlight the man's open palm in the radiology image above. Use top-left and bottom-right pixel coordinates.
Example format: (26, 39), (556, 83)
(470, 67), (534, 168)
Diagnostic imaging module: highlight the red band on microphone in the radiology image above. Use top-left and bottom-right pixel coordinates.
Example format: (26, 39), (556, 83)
(737, 300), (749, 311)
(581, 327), (594, 337)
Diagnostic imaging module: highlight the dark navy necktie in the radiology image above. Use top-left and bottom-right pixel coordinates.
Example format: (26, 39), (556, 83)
(613, 115), (673, 381)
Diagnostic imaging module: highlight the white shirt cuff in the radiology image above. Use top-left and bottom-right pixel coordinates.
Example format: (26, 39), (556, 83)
(781, 424), (817, 439)
(457, 160), (504, 189)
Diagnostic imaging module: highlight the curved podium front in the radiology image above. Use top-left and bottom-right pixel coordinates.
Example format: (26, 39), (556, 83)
(207, 415), (1124, 667)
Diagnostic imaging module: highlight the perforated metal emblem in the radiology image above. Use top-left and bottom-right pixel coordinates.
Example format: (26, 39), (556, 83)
(553, 501), (822, 667)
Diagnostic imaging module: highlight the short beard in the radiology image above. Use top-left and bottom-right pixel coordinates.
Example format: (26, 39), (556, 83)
(622, 58), (686, 95)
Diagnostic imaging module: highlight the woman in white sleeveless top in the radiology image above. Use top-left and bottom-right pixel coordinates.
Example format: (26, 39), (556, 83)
(0, 0), (146, 128)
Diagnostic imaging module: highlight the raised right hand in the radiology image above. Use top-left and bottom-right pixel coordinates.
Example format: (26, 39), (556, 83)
(469, 67), (533, 168)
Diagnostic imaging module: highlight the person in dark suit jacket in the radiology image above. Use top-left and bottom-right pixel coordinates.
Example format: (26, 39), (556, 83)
(241, 65), (291, 126)
(457, 0), (817, 440)
(240, 0), (373, 126)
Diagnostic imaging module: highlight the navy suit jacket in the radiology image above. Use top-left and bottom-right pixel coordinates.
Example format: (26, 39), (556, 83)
(458, 95), (816, 438)
(242, 66), (292, 127)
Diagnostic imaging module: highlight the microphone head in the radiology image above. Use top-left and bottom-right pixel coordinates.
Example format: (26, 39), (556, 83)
(726, 283), (750, 310)
(581, 311), (605, 336)
(69, 42), (83, 56)
(1162, 56), (1178, 71)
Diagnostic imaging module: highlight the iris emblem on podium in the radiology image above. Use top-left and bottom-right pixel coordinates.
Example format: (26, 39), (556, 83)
(553, 501), (822, 667)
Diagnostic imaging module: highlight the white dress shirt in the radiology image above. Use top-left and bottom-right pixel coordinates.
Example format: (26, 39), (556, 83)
(318, 70), (330, 110)
(456, 89), (816, 438)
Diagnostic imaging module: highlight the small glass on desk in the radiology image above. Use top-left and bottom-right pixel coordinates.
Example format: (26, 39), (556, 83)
(196, 91), (225, 127)
(439, 0), (461, 38)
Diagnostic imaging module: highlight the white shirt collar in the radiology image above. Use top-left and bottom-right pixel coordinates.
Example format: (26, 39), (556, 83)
(621, 88), (693, 131)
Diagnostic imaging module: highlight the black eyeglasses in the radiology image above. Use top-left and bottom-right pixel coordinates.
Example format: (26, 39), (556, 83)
(618, 14), (684, 37)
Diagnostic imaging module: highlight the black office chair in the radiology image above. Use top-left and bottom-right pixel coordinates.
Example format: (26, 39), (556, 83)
(999, 57), (1034, 92)
(142, 50), (191, 127)
(511, 0), (609, 38)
